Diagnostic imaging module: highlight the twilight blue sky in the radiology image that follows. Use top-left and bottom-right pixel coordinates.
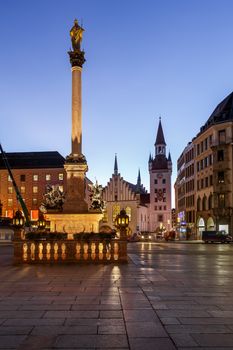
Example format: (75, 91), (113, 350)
(1, 0), (233, 205)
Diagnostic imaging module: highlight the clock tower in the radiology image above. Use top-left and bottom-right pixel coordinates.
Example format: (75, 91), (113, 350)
(148, 118), (172, 233)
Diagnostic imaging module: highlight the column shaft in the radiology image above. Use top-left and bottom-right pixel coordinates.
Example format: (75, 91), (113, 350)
(72, 66), (82, 155)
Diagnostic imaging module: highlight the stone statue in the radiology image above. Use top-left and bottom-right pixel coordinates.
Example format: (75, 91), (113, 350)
(70, 19), (84, 51)
(40, 185), (65, 213)
(89, 181), (105, 211)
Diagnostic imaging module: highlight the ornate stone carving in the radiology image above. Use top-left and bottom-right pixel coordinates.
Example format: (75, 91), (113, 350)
(89, 181), (105, 211)
(65, 153), (87, 164)
(68, 50), (85, 68)
(40, 185), (65, 213)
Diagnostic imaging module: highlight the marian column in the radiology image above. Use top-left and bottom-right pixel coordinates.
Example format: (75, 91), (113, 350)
(63, 19), (88, 213)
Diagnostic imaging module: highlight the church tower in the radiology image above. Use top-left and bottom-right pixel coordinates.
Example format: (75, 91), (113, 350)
(148, 118), (172, 233)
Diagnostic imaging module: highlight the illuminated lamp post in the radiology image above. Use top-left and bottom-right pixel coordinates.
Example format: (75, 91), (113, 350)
(115, 209), (128, 263)
(37, 213), (46, 231)
(12, 210), (25, 240)
(115, 209), (129, 240)
(12, 210), (25, 227)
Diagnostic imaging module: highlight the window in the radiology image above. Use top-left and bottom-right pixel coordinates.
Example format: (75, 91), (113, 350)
(197, 144), (200, 155)
(208, 195), (213, 210)
(112, 204), (120, 222)
(202, 196), (207, 211)
(46, 174), (51, 181)
(197, 197), (201, 211)
(59, 185), (63, 192)
(219, 129), (226, 144)
(32, 198), (37, 205)
(218, 171), (225, 184)
(163, 188), (166, 193)
(126, 206), (131, 222)
(155, 198), (158, 202)
(197, 162), (200, 172)
(205, 177), (208, 188)
(158, 214), (163, 222)
(154, 189), (157, 193)
(20, 186), (25, 194)
(162, 179), (166, 184)
(200, 159), (203, 170)
(7, 198), (13, 207)
(59, 173), (64, 181)
(159, 206), (162, 211)
(20, 174), (26, 182)
(33, 174), (38, 181)
(209, 134), (212, 145)
(209, 154), (212, 165)
(33, 186), (38, 193)
(8, 175), (12, 182)
(204, 138), (208, 150)
(163, 198), (166, 202)
(201, 141), (203, 153)
(197, 180), (199, 191)
(8, 187), (13, 194)
(218, 194), (225, 208)
(218, 150), (224, 161)
(164, 206), (166, 210)
(210, 175), (213, 186)
(154, 206), (157, 210)
(201, 179), (204, 189)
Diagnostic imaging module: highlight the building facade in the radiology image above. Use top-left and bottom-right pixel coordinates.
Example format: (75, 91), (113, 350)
(102, 155), (150, 235)
(0, 151), (93, 221)
(175, 142), (196, 238)
(175, 91), (233, 238)
(148, 119), (172, 232)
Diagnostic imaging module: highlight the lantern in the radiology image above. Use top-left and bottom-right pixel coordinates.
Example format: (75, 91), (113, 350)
(115, 209), (129, 229)
(37, 213), (46, 230)
(12, 210), (25, 228)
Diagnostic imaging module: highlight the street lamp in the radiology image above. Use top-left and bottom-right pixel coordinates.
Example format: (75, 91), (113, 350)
(115, 209), (129, 239)
(37, 213), (46, 230)
(12, 210), (25, 228)
(115, 209), (129, 228)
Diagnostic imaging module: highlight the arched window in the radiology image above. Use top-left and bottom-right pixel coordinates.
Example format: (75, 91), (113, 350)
(126, 206), (131, 222)
(202, 196), (207, 211)
(112, 205), (120, 222)
(207, 217), (215, 231)
(208, 194), (213, 210)
(197, 197), (201, 211)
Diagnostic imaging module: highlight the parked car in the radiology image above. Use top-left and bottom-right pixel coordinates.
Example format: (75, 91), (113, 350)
(202, 230), (232, 243)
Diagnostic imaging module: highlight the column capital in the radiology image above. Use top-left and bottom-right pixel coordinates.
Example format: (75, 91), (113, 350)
(68, 50), (85, 68)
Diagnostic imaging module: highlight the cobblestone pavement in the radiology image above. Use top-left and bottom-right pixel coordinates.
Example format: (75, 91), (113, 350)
(0, 242), (233, 349)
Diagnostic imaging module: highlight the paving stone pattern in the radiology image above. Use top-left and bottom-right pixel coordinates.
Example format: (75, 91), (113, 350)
(0, 242), (233, 349)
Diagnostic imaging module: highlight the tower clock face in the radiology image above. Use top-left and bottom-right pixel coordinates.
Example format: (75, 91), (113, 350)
(157, 173), (163, 179)
(157, 189), (163, 201)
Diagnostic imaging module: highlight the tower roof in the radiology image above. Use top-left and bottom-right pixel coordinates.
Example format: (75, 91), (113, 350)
(137, 169), (141, 186)
(168, 151), (172, 162)
(155, 118), (166, 146)
(114, 154), (118, 175)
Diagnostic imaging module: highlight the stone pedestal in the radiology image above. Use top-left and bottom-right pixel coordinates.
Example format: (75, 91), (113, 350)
(45, 212), (103, 235)
(63, 157), (88, 213)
